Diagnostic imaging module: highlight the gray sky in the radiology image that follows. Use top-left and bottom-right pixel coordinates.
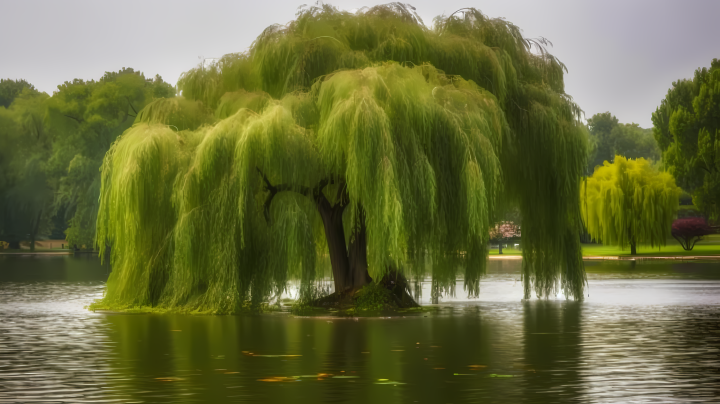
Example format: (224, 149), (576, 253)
(2, 0), (718, 127)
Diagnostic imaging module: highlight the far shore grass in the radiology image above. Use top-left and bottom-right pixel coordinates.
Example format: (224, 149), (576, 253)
(0, 239), (72, 254)
(490, 234), (720, 257)
(4, 236), (720, 258)
(0, 249), (73, 254)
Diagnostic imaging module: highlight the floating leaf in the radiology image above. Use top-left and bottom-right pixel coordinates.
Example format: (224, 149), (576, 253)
(257, 376), (301, 382)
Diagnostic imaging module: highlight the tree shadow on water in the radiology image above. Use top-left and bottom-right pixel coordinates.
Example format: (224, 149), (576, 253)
(522, 300), (584, 403)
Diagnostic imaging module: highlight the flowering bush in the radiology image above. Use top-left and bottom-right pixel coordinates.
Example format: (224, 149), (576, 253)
(671, 217), (714, 250)
(489, 221), (520, 253)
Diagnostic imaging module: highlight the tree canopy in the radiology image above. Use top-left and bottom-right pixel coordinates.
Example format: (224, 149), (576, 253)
(653, 58), (720, 220)
(0, 69), (175, 250)
(581, 156), (681, 255)
(0, 79), (36, 108)
(0, 86), (54, 249)
(95, 4), (589, 313)
(586, 112), (619, 172)
(49, 68), (175, 246)
(586, 112), (660, 174)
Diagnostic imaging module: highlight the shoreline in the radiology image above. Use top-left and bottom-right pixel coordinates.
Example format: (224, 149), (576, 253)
(2, 251), (718, 261)
(0, 251), (79, 256)
(490, 254), (720, 261)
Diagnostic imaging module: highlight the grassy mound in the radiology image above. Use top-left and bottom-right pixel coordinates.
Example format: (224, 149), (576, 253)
(294, 273), (420, 315)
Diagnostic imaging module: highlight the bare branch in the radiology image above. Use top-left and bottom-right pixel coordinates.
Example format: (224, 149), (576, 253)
(63, 114), (83, 124)
(256, 167), (324, 224)
(126, 96), (139, 115)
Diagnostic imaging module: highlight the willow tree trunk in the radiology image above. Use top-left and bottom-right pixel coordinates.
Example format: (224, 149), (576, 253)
(29, 209), (42, 252)
(628, 228), (637, 255)
(317, 199), (372, 294)
(348, 211), (372, 288)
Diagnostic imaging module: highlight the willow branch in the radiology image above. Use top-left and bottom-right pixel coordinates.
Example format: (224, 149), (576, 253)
(256, 167), (328, 223)
(63, 114), (83, 124)
(126, 96), (138, 115)
(335, 181), (350, 208)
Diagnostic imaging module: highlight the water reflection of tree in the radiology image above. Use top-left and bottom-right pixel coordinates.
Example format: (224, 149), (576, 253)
(101, 306), (590, 403)
(522, 300), (584, 402)
(104, 315), (182, 401)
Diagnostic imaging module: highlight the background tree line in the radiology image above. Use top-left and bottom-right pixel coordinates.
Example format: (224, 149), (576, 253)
(586, 111), (661, 174)
(579, 58), (720, 253)
(1, 58), (717, 252)
(0, 70), (174, 249)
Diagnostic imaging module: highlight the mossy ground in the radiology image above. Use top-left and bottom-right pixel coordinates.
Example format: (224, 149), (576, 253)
(291, 282), (423, 316)
(86, 285), (427, 317)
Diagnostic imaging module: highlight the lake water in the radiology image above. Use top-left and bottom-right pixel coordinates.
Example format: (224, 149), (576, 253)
(1, 255), (719, 403)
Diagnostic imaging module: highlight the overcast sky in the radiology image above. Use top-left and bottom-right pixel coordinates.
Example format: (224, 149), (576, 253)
(2, 0), (718, 127)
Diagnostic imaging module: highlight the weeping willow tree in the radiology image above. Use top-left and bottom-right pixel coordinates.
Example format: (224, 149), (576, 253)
(581, 156), (681, 255)
(95, 3), (589, 313)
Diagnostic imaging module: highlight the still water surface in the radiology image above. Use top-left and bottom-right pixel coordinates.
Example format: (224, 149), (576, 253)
(0, 255), (719, 403)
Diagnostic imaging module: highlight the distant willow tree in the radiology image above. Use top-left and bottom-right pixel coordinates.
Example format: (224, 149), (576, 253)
(582, 156), (681, 255)
(96, 4), (588, 313)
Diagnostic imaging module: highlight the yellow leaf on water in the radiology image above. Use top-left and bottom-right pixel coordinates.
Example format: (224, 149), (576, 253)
(468, 365), (487, 369)
(257, 376), (300, 382)
(375, 380), (406, 385)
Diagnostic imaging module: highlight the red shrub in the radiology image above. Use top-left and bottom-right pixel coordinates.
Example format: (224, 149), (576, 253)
(671, 217), (713, 250)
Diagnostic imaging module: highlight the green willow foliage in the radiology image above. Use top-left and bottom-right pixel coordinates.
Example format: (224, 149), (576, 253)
(96, 4), (588, 313)
(582, 156), (681, 253)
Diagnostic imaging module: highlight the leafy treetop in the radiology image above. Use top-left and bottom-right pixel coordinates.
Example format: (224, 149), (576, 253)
(587, 112), (660, 174)
(0, 79), (36, 109)
(653, 58), (720, 219)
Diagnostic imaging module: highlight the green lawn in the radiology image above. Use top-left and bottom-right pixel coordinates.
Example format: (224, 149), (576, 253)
(488, 247), (522, 256)
(489, 234), (720, 257)
(581, 234), (720, 257)
(0, 248), (72, 254)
